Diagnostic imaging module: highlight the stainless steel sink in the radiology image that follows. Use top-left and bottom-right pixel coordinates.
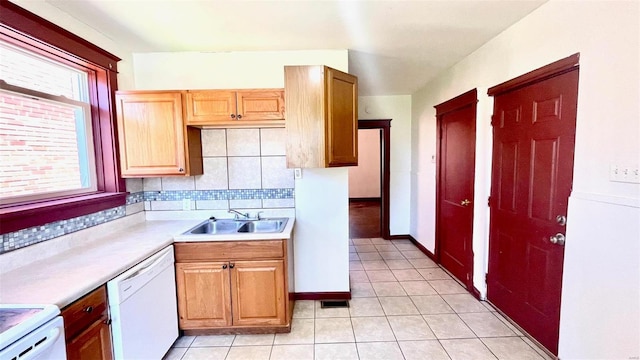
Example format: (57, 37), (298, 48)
(183, 218), (288, 235)
(185, 219), (240, 234)
(237, 219), (288, 233)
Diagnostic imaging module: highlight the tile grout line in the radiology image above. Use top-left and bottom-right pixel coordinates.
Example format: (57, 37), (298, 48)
(169, 239), (549, 359)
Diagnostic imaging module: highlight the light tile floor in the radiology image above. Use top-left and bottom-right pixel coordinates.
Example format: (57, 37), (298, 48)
(163, 238), (554, 360)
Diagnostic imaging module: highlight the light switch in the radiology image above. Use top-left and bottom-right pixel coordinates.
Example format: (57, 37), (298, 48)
(294, 168), (302, 179)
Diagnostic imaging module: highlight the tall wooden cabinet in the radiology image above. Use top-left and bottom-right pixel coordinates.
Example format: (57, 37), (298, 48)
(115, 91), (203, 177)
(184, 89), (285, 127)
(284, 65), (358, 168)
(174, 240), (290, 333)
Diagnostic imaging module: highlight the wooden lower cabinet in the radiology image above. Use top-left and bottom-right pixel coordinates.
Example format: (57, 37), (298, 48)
(231, 260), (286, 326)
(176, 262), (232, 328)
(66, 318), (113, 360)
(62, 286), (113, 360)
(174, 241), (290, 333)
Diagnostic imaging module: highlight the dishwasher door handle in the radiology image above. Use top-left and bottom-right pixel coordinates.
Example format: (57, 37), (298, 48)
(123, 248), (172, 282)
(108, 245), (175, 304)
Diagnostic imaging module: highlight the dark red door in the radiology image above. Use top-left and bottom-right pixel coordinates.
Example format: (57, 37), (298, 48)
(436, 90), (476, 288)
(487, 67), (579, 355)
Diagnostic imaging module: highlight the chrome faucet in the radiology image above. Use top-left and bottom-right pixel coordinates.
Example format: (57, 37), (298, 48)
(228, 209), (250, 220)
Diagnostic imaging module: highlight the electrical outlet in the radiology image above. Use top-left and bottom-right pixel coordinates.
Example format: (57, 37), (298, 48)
(632, 167), (640, 183)
(182, 199), (191, 211)
(294, 168), (302, 179)
(609, 164), (620, 181)
(610, 163), (640, 183)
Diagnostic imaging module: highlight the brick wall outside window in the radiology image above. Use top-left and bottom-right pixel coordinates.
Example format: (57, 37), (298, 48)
(0, 44), (88, 201)
(0, 92), (82, 199)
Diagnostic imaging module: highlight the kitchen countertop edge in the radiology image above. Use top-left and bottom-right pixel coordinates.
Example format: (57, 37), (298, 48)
(0, 217), (295, 309)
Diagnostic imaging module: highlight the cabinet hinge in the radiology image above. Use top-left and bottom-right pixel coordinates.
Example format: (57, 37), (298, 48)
(487, 196), (492, 207)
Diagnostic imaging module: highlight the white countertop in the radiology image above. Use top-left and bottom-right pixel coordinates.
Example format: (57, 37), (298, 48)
(0, 216), (295, 308)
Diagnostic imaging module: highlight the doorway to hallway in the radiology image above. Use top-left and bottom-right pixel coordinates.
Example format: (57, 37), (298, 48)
(349, 199), (381, 238)
(348, 120), (391, 239)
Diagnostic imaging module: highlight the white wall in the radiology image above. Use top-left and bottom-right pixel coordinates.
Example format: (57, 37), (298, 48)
(359, 95), (412, 235)
(410, 1), (639, 358)
(348, 129), (381, 198)
(133, 50), (351, 294)
(132, 50), (347, 91)
(11, 0), (135, 90)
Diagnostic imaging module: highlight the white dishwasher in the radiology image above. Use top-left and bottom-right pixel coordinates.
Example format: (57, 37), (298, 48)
(107, 245), (178, 360)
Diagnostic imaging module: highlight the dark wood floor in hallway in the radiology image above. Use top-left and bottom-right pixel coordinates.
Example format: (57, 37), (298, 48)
(349, 199), (381, 239)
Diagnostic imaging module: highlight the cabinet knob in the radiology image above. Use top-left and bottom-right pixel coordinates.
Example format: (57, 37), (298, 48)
(178, 168), (184, 172)
(222, 264), (228, 269)
(229, 263), (235, 269)
(83, 306), (93, 313)
(236, 114), (242, 119)
(230, 114), (236, 119)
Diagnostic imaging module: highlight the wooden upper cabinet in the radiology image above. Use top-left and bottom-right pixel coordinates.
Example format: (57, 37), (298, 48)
(237, 90), (285, 121)
(184, 89), (285, 127)
(115, 91), (203, 177)
(284, 65), (358, 168)
(184, 91), (237, 123)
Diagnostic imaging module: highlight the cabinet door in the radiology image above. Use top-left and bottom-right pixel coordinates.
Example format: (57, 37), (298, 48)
(66, 318), (113, 360)
(325, 67), (358, 167)
(236, 90), (285, 121)
(175, 262), (232, 329)
(115, 92), (187, 176)
(184, 90), (237, 124)
(230, 260), (286, 326)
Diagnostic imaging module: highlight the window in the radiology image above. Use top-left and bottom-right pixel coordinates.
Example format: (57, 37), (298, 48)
(0, 1), (126, 234)
(1, 42), (97, 204)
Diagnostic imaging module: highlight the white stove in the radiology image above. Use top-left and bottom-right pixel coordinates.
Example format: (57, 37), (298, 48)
(0, 304), (66, 360)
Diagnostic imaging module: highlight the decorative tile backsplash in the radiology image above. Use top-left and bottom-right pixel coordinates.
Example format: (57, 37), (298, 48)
(139, 189), (294, 201)
(140, 128), (296, 211)
(1, 206), (126, 254)
(0, 128), (295, 254)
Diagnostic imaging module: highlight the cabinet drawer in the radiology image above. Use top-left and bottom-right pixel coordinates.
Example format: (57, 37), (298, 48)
(62, 286), (108, 341)
(175, 240), (284, 262)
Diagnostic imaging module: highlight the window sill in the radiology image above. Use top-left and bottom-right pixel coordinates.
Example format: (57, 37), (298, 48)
(0, 192), (128, 235)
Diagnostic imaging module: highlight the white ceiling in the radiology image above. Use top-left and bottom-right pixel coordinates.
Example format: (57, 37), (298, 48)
(45, 0), (546, 96)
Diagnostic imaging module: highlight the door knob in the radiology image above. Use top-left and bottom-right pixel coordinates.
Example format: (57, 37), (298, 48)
(556, 215), (567, 226)
(460, 199), (471, 206)
(549, 233), (566, 246)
